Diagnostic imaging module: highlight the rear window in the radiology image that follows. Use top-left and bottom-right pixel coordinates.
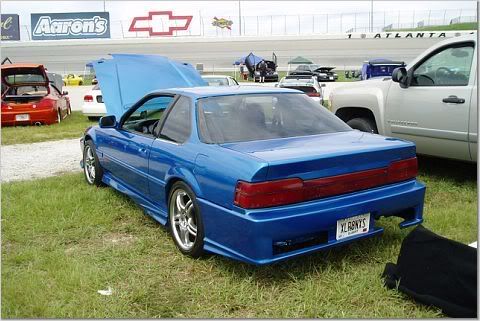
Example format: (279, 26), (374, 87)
(3, 68), (46, 85)
(282, 86), (317, 94)
(204, 77), (229, 86)
(197, 93), (351, 144)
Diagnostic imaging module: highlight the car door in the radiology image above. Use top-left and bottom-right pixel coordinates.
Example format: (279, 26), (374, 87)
(468, 75), (477, 161)
(385, 41), (476, 161)
(96, 94), (176, 195)
(148, 95), (194, 215)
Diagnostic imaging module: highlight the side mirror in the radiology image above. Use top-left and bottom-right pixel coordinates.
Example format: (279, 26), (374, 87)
(99, 115), (116, 128)
(62, 91), (68, 95)
(392, 67), (408, 88)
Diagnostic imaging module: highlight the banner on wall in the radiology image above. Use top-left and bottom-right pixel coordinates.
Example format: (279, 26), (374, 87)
(212, 17), (233, 30)
(31, 12), (110, 40)
(1, 14), (20, 41)
(129, 11), (192, 36)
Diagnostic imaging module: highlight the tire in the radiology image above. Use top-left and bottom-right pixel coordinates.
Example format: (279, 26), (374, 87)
(83, 140), (104, 186)
(347, 117), (378, 134)
(168, 181), (205, 258)
(79, 81), (83, 86)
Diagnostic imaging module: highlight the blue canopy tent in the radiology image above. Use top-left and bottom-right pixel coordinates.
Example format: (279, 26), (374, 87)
(233, 53), (264, 66)
(233, 53), (265, 80)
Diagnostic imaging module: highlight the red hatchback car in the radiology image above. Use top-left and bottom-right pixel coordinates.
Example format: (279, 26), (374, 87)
(1, 64), (71, 126)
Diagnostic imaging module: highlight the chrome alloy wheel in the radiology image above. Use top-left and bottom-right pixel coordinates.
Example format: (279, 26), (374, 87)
(84, 145), (96, 184)
(170, 189), (197, 251)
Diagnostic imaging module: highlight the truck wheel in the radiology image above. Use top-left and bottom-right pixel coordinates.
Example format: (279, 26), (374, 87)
(347, 117), (378, 134)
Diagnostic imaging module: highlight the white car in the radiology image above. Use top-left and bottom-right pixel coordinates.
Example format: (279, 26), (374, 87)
(278, 75), (325, 105)
(81, 84), (106, 120)
(201, 75), (239, 86)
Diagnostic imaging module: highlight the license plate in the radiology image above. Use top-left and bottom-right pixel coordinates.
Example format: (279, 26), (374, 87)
(329, 76), (334, 80)
(15, 114), (30, 121)
(336, 213), (370, 240)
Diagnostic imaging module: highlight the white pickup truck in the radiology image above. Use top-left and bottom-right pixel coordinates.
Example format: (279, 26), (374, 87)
(330, 34), (477, 162)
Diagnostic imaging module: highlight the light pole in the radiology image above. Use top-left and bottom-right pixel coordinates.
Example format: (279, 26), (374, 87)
(238, 0), (242, 36)
(370, 0), (373, 32)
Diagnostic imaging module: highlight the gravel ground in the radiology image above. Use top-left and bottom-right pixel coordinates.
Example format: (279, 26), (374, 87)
(1, 138), (82, 183)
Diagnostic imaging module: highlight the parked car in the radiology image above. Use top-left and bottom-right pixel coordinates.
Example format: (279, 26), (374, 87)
(81, 54), (425, 265)
(359, 59), (406, 80)
(277, 75), (325, 104)
(330, 34), (477, 162)
(201, 75), (239, 86)
(1, 63), (71, 126)
(82, 84), (106, 120)
(63, 73), (84, 86)
(290, 64), (338, 82)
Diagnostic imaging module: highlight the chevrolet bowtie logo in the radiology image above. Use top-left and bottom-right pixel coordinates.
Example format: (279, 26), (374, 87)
(129, 11), (192, 36)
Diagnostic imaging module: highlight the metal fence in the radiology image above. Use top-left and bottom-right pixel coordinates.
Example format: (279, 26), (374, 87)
(16, 8), (478, 41)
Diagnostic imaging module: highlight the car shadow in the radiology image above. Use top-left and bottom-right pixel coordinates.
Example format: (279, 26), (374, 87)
(417, 155), (476, 184)
(207, 228), (405, 285)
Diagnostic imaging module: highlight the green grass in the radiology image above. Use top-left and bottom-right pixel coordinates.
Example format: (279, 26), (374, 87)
(2, 156), (476, 318)
(1, 112), (96, 145)
(390, 22), (477, 31)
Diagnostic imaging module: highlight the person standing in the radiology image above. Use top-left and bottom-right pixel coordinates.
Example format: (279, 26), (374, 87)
(239, 64), (246, 81)
(258, 60), (267, 83)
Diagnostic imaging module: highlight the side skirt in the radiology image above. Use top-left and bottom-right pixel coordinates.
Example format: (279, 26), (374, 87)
(102, 172), (168, 225)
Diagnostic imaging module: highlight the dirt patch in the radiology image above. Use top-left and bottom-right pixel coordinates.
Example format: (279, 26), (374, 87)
(1, 138), (82, 182)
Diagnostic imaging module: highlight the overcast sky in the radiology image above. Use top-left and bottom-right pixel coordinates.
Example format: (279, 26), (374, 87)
(3, 1), (477, 22)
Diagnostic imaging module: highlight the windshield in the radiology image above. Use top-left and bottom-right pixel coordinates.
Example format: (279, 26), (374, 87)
(197, 93), (351, 144)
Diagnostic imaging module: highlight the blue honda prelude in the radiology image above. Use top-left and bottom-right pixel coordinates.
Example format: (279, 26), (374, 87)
(80, 54), (425, 265)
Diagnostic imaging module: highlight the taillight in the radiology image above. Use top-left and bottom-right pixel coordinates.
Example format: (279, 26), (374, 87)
(36, 98), (55, 109)
(234, 178), (303, 209)
(387, 157), (418, 183)
(84, 95), (93, 102)
(234, 157), (417, 209)
(307, 92), (320, 97)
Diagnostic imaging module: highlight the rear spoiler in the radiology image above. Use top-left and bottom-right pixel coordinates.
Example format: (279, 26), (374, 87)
(368, 61), (405, 66)
(285, 75), (314, 80)
(314, 67), (335, 72)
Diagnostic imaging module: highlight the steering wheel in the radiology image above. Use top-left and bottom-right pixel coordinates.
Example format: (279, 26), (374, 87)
(435, 67), (453, 82)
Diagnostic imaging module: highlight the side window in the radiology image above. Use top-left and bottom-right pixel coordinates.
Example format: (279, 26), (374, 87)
(122, 95), (174, 135)
(159, 96), (191, 143)
(412, 43), (474, 86)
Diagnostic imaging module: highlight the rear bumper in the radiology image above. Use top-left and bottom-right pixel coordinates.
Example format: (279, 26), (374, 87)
(81, 103), (106, 117)
(254, 75), (279, 82)
(198, 179), (425, 265)
(1, 109), (57, 126)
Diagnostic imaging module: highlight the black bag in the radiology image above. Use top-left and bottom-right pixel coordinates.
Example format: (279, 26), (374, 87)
(382, 225), (477, 318)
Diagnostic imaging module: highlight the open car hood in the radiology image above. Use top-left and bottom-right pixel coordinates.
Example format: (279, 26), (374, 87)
(91, 54), (206, 119)
(1, 64), (49, 88)
(314, 67), (335, 72)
